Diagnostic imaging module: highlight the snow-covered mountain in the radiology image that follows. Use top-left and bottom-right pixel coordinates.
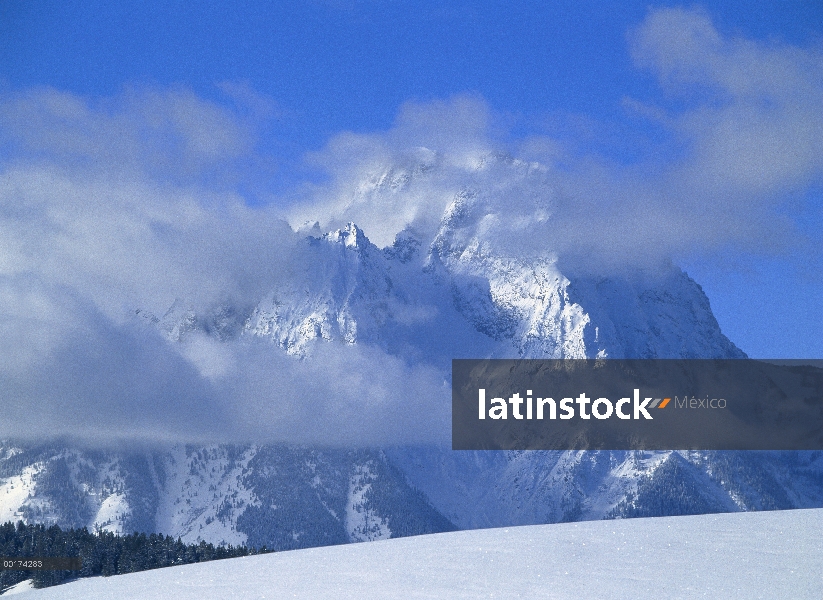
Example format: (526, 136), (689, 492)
(1, 159), (820, 548)
(0, 443), (453, 548)
(2, 441), (821, 548)
(145, 164), (746, 362)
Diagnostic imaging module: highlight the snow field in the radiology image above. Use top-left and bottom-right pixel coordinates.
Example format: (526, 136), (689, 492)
(10, 508), (823, 599)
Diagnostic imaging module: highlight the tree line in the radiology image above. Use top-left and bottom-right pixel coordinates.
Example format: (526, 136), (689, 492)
(0, 521), (269, 590)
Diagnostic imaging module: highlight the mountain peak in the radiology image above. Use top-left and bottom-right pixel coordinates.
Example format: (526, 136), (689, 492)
(324, 222), (369, 249)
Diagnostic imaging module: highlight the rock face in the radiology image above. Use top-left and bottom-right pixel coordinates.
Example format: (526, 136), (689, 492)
(1, 160), (818, 548)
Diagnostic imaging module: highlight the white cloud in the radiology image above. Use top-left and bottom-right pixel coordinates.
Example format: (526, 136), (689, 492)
(0, 87), (452, 446)
(0, 86), (259, 182)
(0, 160), (451, 444)
(631, 7), (823, 197)
(290, 95), (495, 248)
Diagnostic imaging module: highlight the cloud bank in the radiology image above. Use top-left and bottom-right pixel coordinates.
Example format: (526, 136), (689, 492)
(0, 8), (820, 446)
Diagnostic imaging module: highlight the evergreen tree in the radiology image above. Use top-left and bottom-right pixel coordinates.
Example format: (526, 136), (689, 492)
(0, 521), (267, 592)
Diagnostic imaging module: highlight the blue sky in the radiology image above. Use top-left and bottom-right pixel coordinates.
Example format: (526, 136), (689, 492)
(2, 0), (820, 146)
(1, 0), (821, 358)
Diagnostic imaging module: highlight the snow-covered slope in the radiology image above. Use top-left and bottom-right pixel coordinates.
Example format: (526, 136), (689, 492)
(10, 509), (823, 599)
